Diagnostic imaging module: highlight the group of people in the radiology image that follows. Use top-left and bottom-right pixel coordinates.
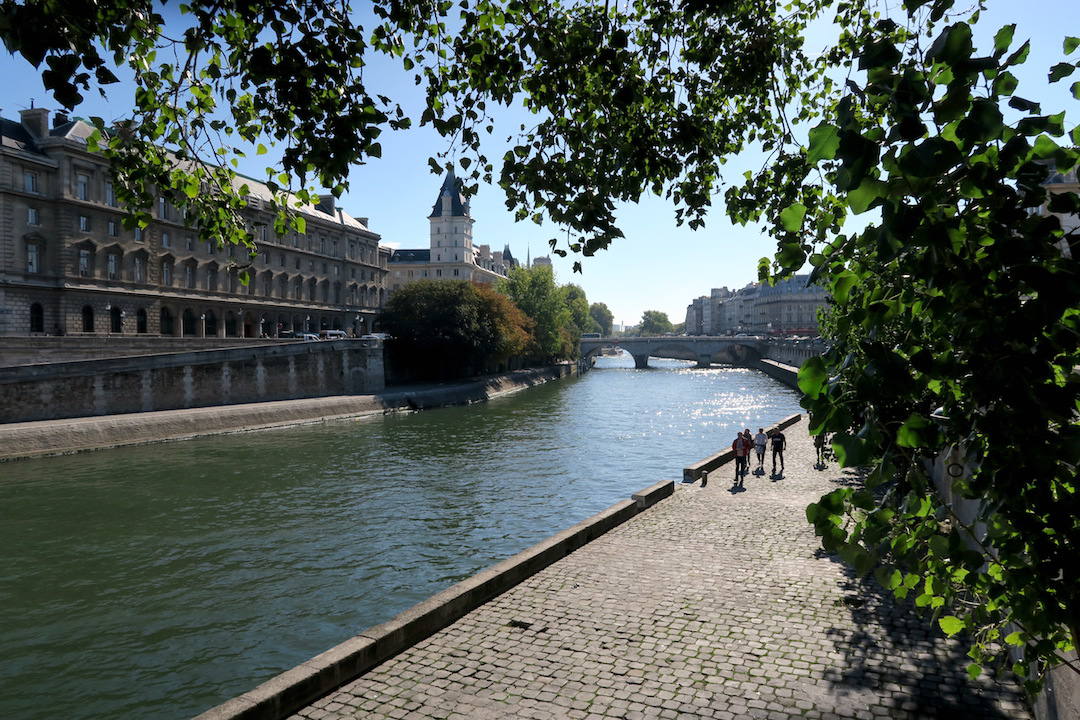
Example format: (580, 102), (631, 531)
(730, 427), (786, 487)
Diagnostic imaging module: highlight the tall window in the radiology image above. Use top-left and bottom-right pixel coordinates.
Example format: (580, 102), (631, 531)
(105, 181), (117, 206)
(207, 267), (218, 291)
(78, 215), (90, 232)
(134, 227), (144, 243)
(162, 260), (173, 286)
(207, 240), (215, 255)
(136, 308), (148, 333)
(78, 248), (92, 277)
(26, 243), (39, 273)
(23, 171), (38, 193)
(108, 219), (119, 237)
(81, 305), (94, 332)
(134, 256), (146, 283)
(106, 253), (120, 280)
(76, 173), (89, 200)
(158, 196), (170, 220)
(160, 231), (168, 248)
(30, 303), (44, 333)
(185, 264), (195, 289)
(27, 207), (40, 226)
(186, 235), (194, 251)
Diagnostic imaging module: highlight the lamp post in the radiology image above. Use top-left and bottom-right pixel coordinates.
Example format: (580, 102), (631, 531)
(200, 312), (206, 338)
(105, 303), (111, 337)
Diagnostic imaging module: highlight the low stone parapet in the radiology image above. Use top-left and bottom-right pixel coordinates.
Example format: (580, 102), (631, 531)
(682, 412), (802, 483)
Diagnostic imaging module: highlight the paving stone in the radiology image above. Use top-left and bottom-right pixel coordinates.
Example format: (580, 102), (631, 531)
(284, 418), (1029, 719)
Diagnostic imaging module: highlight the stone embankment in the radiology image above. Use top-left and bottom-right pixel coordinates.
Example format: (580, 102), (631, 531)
(197, 415), (1028, 720)
(0, 365), (576, 462)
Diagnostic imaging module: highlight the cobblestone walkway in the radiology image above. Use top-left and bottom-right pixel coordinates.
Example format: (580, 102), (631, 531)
(291, 418), (1029, 720)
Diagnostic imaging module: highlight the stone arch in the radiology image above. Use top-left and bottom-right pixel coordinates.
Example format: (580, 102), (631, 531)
(136, 308), (148, 334)
(160, 306), (176, 336)
(242, 311), (256, 338)
(225, 310), (239, 337)
(205, 309), (219, 337)
(109, 305), (123, 333)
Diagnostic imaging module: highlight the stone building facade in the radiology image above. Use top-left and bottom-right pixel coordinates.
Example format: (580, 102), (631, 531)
(388, 171), (517, 293)
(0, 107), (389, 339)
(685, 276), (826, 336)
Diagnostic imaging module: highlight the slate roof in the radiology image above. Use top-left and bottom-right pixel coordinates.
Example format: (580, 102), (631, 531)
(428, 170), (469, 218)
(0, 116), (39, 152)
(389, 249), (431, 263)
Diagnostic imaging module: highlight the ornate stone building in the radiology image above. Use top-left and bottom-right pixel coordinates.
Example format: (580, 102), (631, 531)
(388, 171), (517, 293)
(0, 107), (389, 338)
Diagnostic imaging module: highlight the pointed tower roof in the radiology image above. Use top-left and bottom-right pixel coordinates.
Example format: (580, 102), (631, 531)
(428, 169), (470, 218)
(502, 243), (516, 265)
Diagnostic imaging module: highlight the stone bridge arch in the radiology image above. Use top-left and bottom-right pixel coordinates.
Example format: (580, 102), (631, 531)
(580, 337), (763, 369)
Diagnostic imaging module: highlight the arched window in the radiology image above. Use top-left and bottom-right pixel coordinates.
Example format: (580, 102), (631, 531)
(182, 308), (197, 336)
(110, 306), (123, 333)
(205, 311), (218, 337)
(160, 307), (174, 336)
(136, 308), (148, 334)
(81, 305), (94, 332)
(30, 303), (44, 333)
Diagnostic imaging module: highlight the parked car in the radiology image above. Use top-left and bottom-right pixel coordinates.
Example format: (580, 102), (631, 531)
(301, 333), (320, 342)
(319, 329), (348, 340)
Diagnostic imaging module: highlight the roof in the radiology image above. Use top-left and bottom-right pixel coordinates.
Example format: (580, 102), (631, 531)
(389, 248), (431, 263)
(0, 116), (39, 152)
(428, 170), (469, 218)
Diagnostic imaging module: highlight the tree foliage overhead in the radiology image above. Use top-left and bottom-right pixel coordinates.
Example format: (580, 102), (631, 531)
(6, 0), (1078, 690)
(639, 310), (674, 336)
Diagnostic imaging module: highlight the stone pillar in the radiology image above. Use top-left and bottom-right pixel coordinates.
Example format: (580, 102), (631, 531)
(696, 354), (712, 368)
(632, 353), (650, 369)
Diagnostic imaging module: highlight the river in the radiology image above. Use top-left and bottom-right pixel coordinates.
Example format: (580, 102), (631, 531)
(0, 355), (801, 719)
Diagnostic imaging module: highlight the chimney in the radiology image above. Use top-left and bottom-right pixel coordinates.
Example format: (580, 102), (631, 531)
(20, 107), (49, 137)
(53, 111), (70, 128)
(316, 194), (335, 214)
(357, 217), (369, 227)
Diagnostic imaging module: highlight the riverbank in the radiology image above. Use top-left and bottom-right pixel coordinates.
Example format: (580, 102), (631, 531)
(205, 415), (1027, 720)
(0, 364), (578, 462)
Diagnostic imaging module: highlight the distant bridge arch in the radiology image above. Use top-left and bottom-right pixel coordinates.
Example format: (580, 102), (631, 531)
(580, 336), (765, 369)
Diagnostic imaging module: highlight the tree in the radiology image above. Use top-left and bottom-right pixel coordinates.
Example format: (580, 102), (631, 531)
(7, 0), (1078, 687)
(379, 280), (531, 380)
(639, 310), (673, 336)
(497, 265), (574, 362)
(562, 284), (601, 335)
(589, 302), (614, 336)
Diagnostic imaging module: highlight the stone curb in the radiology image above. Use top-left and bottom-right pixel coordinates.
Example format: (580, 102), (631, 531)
(193, 479), (675, 720)
(0, 366), (576, 462)
(682, 412), (802, 483)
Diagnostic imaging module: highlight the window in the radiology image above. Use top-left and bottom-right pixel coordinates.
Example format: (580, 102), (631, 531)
(295, 257), (301, 269)
(334, 265), (340, 276)
(134, 227), (144, 243)
(27, 207), (40, 225)
(228, 244), (235, 258)
(279, 253), (285, 267)
(136, 308), (148, 333)
(159, 231), (168, 248)
(134, 256), (146, 283)
(23, 171), (38, 193)
(81, 305), (94, 332)
(263, 276), (272, 296)
(158, 196), (170, 220)
(78, 215), (91, 232)
(105, 182), (117, 206)
(108, 219), (119, 237)
(30, 303), (44, 333)
(162, 260), (173, 286)
(207, 240), (215, 255)
(186, 235), (194, 251)
(76, 173), (89, 200)
(78, 249), (92, 277)
(26, 243), (39, 273)
(107, 253), (120, 280)
(207, 267), (218, 291)
(436, 269), (442, 277)
(350, 267), (356, 279)
(185, 264), (195, 289)
(260, 225), (268, 243)
(322, 262), (328, 273)
(453, 269), (459, 276)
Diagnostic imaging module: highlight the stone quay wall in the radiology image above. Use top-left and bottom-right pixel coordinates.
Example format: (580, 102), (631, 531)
(0, 336), (290, 367)
(0, 339), (384, 424)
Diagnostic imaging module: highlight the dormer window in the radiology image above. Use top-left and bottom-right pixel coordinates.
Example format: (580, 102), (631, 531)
(106, 252), (120, 280)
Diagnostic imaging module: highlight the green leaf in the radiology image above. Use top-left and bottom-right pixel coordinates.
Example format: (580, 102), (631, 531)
(846, 178), (887, 214)
(1067, 37), (1080, 55)
(798, 356), (828, 398)
(831, 270), (859, 305)
(780, 202), (807, 232)
(832, 433), (873, 467)
(1048, 62), (1076, 83)
(897, 413), (936, 448)
(993, 25), (1015, 56)
(966, 663), (982, 680)
(807, 123), (841, 164)
(256, 143), (267, 155)
(1072, 81), (1080, 101)
(939, 615), (965, 636)
(1005, 631), (1024, 646)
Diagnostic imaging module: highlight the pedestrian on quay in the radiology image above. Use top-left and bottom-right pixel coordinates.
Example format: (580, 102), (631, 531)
(814, 431), (828, 469)
(754, 427), (768, 473)
(770, 428), (787, 476)
(732, 430), (751, 487)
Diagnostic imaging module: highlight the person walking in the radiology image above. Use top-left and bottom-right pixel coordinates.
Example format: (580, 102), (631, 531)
(732, 430), (751, 486)
(754, 427), (768, 473)
(770, 428), (787, 476)
(814, 431), (828, 468)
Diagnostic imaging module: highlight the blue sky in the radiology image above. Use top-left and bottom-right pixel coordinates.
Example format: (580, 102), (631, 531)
(1, 2), (1074, 327)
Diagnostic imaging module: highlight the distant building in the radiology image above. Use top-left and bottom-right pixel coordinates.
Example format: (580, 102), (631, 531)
(0, 106), (388, 338)
(1041, 160), (1077, 259)
(532, 254), (552, 268)
(388, 171), (517, 293)
(753, 274), (827, 335)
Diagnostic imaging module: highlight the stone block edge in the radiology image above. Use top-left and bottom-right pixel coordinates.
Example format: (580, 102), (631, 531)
(191, 479), (673, 720)
(682, 413), (802, 482)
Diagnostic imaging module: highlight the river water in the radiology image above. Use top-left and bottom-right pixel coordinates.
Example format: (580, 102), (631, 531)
(0, 355), (800, 719)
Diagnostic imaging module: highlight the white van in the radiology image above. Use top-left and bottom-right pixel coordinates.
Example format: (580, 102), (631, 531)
(319, 330), (348, 340)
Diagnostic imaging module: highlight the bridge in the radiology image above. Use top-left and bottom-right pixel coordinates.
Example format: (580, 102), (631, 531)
(580, 335), (766, 369)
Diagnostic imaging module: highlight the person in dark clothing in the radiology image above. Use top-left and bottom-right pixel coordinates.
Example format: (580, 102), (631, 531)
(770, 430), (786, 475)
(732, 431), (751, 486)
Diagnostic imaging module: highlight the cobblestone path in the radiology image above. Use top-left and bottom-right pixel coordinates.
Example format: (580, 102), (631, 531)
(291, 418), (1029, 720)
